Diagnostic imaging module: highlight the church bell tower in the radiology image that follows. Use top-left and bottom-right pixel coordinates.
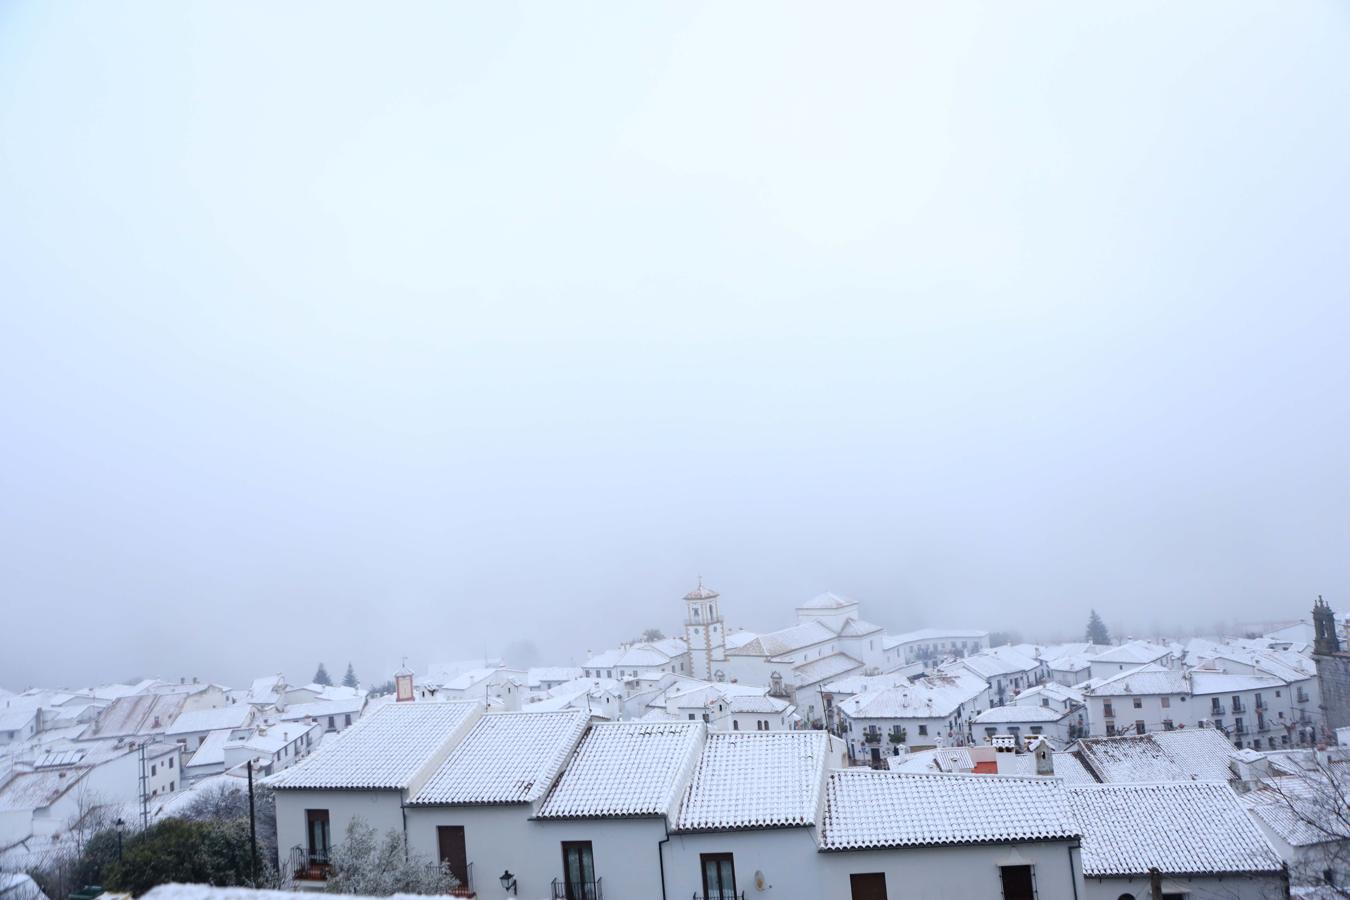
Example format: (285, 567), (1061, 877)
(684, 579), (726, 681)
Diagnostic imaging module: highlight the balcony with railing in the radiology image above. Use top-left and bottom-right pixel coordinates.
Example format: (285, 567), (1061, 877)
(289, 847), (330, 883)
(426, 862), (475, 897)
(1210, 702), (1226, 715)
(694, 892), (746, 900)
(1231, 700), (1246, 713)
(551, 878), (602, 900)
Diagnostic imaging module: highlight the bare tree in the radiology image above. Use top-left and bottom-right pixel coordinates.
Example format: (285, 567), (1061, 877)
(1246, 750), (1350, 896)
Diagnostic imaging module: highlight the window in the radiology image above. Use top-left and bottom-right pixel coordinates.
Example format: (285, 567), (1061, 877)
(169, 780), (174, 791)
(344, 714), (352, 727)
(700, 853), (736, 900)
(151, 764), (157, 776)
(850, 873), (888, 900)
(1161, 696), (1170, 708)
(327, 716), (335, 730)
(732, 720), (739, 730)
(1132, 698), (1142, 709)
(560, 842), (595, 900)
(688, 713), (696, 720)
(1000, 864), (1035, 900)
(1135, 721), (1145, 735)
(917, 724), (928, 736)
(168, 757), (174, 768)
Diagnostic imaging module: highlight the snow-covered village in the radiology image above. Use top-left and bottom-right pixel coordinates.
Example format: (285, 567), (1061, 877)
(5, 3), (1350, 900)
(3, 590), (1349, 899)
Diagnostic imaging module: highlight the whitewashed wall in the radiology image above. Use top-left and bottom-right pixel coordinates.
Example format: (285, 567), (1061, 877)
(405, 804), (667, 900)
(1078, 873), (1283, 900)
(816, 840), (1081, 900)
(272, 788), (405, 871)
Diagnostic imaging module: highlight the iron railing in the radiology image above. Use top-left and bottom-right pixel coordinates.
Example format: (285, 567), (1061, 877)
(426, 861), (474, 897)
(551, 877), (602, 900)
(694, 892), (746, 900)
(289, 846), (330, 881)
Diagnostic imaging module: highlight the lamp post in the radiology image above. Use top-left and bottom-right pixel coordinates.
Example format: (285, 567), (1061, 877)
(498, 870), (517, 895)
(115, 818), (125, 861)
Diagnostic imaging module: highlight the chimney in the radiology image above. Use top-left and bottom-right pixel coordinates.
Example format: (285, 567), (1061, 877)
(1031, 737), (1054, 776)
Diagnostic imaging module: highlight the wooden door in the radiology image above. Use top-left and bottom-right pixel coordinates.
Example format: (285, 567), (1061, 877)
(849, 873), (887, 900)
(437, 825), (469, 887)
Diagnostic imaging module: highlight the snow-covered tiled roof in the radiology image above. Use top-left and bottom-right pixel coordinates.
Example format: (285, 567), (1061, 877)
(278, 696), (366, 721)
(410, 710), (589, 806)
(1012, 682), (1084, 706)
(953, 648), (1039, 679)
(1187, 669), (1286, 695)
(1088, 641), (1171, 665)
(1242, 776), (1350, 848)
(1075, 729), (1239, 784)
(675, 732), (828, 832)
(821, 771), (1079, 850)
(165, 704), (254, 736)
(884, 627), (990, 647)
(537, 721), (703, 819)
(791, 653), (863, 685)
(186, 729), (233, 769)
(585, 643), (681, 670)
(835, 618), (883, 637)
(1085, 664), (1188, 697)
(726, 621), (836, 659)
(973, 705), (1067, 724)
(527, 667), (584, 688)
(267, 701), (479, 790)
(839, 672), (986, 721)
(0, 768), (89, 812)
(1051, 752), (1098, 785)
(1069, 782), (1282, 876)
(726, 694), (791, 715)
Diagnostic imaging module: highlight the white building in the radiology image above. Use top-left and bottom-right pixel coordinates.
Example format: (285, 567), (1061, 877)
(880, 628), (991, 667)
(267, 701), (483, 884)
(944, 645), (1043, 707)
(419, 666), (525, 711)
(719, 593), (887, 725)
(1082, 661), (1317, 748)
(581, 641), (689, 686)
(837, 671), (990, 763)
(1085, 640), (1174, 682)
(973, 705), (1075, 749)
(277, 695), (367, 735)
(164, 704), (257, 752)
(1069, 781), (1285, 900)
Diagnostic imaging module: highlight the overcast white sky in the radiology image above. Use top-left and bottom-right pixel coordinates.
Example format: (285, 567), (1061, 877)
(2, 2), (1348, 691)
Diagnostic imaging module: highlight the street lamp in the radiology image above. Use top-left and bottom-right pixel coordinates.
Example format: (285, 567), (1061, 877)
(498, 870), (517, 895)
(115, 818), (125, 860)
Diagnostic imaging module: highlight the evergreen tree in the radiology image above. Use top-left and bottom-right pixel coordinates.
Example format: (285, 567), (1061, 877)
(342, 662), (358, 688)
(1085, 609), (1111, 645)
(313, 662), (332, 686)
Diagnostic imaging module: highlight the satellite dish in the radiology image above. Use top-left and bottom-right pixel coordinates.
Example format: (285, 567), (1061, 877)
(754, 870), (768, 891)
